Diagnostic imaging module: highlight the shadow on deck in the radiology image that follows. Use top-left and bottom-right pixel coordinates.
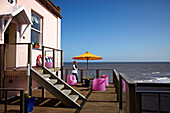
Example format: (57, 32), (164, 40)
(0, 84), (119, 113)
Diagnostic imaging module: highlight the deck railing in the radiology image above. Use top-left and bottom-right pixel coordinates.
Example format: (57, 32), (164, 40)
(117, 72), (170, 113)
(64, 69), (117, 83)
(0, 88), (25, 113)
(42, 46), (63, 78)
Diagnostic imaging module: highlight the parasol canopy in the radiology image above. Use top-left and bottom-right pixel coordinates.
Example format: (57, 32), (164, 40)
(72, 51), (103, 77)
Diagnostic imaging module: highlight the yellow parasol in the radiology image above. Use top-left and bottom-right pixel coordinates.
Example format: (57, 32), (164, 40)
(72, 51), (103, 77)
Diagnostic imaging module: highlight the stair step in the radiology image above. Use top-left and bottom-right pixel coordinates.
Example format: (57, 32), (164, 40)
(54, 84), (64, 90)
(36, 70), (44, 75)
(62, 89), (71, 96)
(69, 95), (79, 101)
(48, 79), (58, 84)
(41, 74), (51, 78)
(51, 72), (56, 75)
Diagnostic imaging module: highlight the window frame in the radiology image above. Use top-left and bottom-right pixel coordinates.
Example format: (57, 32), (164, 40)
(31, 11), (42, 48)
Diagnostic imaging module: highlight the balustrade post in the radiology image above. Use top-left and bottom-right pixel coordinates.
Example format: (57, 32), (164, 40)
(20, 90), (25, 113)
(4, 91), (7, 113)
(42, 46), (45, 68)
(96, 69), (99, 78)
(112, 69), (115, 84)
(65, 69), (68, 82)
(127, 83), (136, 113)
(60, 50), (63, 80)
(0, 45), (5, 100)
(81, 69), (83, 83)
(28, 44), (32, 96)
(158, 93), (161, 113)
(53, 49), (56, 71)
(119, 75), (122, 110)
(28, 43), (32, 66)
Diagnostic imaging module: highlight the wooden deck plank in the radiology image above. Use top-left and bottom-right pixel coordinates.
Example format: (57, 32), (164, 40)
(0, 84), (119, 113)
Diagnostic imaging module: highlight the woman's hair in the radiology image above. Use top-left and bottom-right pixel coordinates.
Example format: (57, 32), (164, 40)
(73, 61), (77, 64)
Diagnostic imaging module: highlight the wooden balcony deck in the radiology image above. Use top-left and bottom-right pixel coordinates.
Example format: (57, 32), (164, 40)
(0, 83), (119, 113)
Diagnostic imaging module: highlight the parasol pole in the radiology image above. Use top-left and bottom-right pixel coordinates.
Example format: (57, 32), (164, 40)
(87, 57), (89, 78)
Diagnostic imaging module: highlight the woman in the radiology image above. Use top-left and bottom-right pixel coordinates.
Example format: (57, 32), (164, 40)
(72, 61), (79, 82)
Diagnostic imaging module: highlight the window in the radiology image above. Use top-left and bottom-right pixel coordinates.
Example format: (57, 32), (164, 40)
(8, 0), (16, 6)
(31, 12), (42, 48)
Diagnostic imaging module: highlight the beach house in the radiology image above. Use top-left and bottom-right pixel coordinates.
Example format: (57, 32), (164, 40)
(0, 0), (62, 98)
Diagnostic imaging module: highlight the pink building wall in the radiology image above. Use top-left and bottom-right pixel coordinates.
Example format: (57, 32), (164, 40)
(0, 0), (61, 67)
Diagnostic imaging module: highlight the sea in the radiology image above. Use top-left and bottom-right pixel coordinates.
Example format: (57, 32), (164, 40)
(64, 62), (170, 83)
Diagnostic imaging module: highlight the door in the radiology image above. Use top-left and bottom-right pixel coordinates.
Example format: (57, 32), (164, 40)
(4, 22), (16, 69)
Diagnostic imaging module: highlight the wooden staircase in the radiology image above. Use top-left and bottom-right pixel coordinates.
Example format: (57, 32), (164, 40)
(31, 67), (87, 108)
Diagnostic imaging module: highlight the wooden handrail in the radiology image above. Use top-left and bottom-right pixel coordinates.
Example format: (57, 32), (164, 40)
(42, 46), (62, 51)
(119, 73), (135, 84)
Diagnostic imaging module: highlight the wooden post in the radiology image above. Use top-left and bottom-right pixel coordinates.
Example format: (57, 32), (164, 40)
(28, 44), (32, 66)
(42, 87), (45, 98)
(0, 45), (4, 100)
(127, 83), (136, 113)
(112, 69), (115, 84)
(65, 69), (68, 82)
(119, 75), (122, 110)
(136, 93), (142, 113)
(81, 69), (83, 83)
(96, 69), (99, 78)
(4, 91), (7, 113)
(42, 46), (45, 68)
(28, 44), (32, 96)
(60, 50), (63, 80)
(20, 90), (25, 113)
(158, 93), (161, 113)
(53, 49), (56, 71)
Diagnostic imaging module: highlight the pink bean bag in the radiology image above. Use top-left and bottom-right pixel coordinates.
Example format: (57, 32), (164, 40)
(101, 75), (109, 86)
(67, 75), (77, 86)
(92, 78), (105, 91)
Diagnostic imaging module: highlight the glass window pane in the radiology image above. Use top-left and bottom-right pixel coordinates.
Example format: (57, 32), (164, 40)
(31, 30), (40, 43)
(31, 13), (40, 30)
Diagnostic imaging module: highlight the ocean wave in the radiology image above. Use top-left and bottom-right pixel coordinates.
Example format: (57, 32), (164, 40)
(135, 77), (169, 83)
(152, 72), (160, 74)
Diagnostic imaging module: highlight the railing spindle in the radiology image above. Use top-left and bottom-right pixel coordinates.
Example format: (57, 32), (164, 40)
(42, 46), (45, 68)
(65, 69), (68, 82)
(96, 69), (99, 78)
(53, 49), (56, 71)
(4, 91), (7, 113)
(61, 50), (63, 80)
(81, 69), (83, 83)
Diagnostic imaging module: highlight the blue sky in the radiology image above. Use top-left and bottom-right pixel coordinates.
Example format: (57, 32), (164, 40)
(52, 0), (170, 62)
